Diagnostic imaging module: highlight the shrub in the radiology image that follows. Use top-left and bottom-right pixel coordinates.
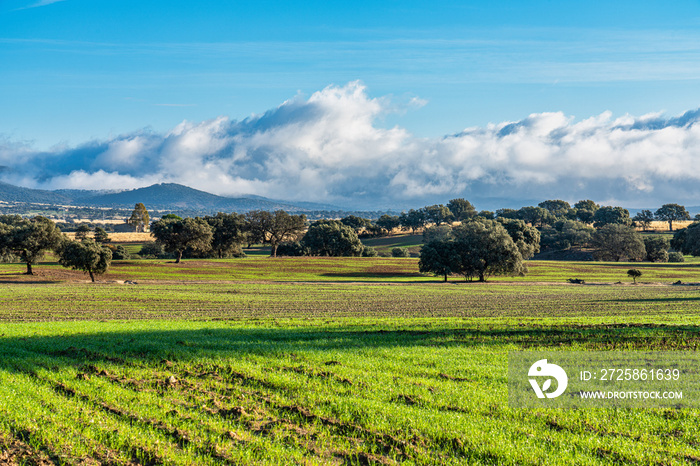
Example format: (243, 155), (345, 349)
(106, 244), (131, 260)
(391, 247), (410, 257)
(276, 241), (308, 256)
(644, 236), (670, 262)
(361, 246), (378, 257)
(668, 251), (685, 263)
(139, 241), (169, 258)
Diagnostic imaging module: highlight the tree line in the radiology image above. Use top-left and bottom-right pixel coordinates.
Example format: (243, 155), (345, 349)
(1, 198), (698, 282)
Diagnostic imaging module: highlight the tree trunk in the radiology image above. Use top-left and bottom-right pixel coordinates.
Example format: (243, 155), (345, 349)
(270, 244), (278, 257)
(89, 270), (95, 282)
(175, 250), (183, 263)
(669, 220), (673, 231)
(444, 273), (447, 282)
(479, 273), (485, 282)
(25, 262), (33, 275)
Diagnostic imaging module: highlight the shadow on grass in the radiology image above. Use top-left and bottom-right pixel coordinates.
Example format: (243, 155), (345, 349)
(321, 272), (427, 279)
(2, 323), (700, 373)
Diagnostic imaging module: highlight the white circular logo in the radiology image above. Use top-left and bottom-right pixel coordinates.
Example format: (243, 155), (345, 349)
(528, 359), (568, 398)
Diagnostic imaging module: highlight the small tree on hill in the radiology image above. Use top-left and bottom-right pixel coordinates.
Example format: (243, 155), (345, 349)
(58, 239), (112, 282)
(447, 198), (477, 221)
(341, 215), (371, 234)
(633, 210), (654, 231)
(423, 205), (452, 226)
(128, 203), (150, 232)
(655, 204), (690, 231)
(593, 206), (632, 228)
(538, 200), (572, 218)
(399, 209), (426, 234)
(627, 269), (642, 284)
(573, 200), (600, 224)
(375, 215), (400, 235)
(517, 206), (554, 227)
(151, 217), (213, 263)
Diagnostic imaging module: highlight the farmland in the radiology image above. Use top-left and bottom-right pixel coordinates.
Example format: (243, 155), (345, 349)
(1, 256), (700, 464)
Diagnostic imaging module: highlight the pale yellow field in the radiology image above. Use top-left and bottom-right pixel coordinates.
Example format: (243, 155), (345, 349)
(64, 232), (152, 243)
(638, 220), (694, 231)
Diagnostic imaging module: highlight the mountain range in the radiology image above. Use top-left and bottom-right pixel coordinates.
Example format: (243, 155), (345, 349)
(0, 181), (343, 213)
(0, 181), (697, 217)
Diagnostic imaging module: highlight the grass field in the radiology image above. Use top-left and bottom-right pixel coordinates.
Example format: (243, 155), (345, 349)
(2, 256), (700, 464)
(361, 234), (424, 256)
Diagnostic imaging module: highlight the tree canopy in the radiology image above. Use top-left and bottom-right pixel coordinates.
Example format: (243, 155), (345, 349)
(538, 200), (572, 218)
(672, 222), (700, 256)
(399, 209), (426, 234)
(591, 224), (645, 262)
(593, 206), (632, 228)
(128, 203), (150, 232)
(58, 239), (112, 282)
(423, 204), (452, 226)
(655, 204), (690, 231)
(301, 220), (364, 257)
(245, 210), (306, 257)
(151, 217), (213, 263)
(496, 218), (541, 259)
(419, 220), (525, 282)
(204, 213), (246, 258)
(633, 210), (654, 231)
(0, 215), (64, 274)
(419, 240), (460, 282)
(447, 198), (476, 221)
(452, 220), (526, 282)
(573, 199), (599, 224)
(375, 214), (400, 235)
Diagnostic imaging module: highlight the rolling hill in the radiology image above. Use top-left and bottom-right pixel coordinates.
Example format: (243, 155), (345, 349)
(0, 182), (340, 213)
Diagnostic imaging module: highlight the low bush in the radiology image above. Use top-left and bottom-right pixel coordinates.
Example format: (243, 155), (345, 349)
(668, 251), (685, 263)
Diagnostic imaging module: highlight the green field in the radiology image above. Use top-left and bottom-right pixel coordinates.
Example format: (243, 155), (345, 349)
(361, 234), (424, 256)
(1, 257), (700, 464)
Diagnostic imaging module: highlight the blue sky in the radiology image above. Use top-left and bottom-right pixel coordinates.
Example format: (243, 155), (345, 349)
(1, 0), (700, 209)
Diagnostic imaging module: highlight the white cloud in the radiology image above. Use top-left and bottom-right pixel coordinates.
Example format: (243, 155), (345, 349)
(2, 81), (700, 209)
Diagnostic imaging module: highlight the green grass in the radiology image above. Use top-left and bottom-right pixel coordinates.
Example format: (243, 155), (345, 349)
(6, 254), (700, 284)
(2, 256), (700, 464)
(3, 319), (700, 464)
(361, 233), (424, 255)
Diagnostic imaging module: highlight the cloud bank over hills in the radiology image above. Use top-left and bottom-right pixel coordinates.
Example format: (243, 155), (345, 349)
(1, 81), (699, 209)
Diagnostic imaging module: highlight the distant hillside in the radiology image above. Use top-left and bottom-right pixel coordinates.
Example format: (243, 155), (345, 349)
(0, 181), (338, 214)
(81, 183), (329, 213)
(0, 181), (72, 205)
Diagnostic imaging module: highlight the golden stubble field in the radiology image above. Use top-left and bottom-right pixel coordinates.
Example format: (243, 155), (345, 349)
(64, 232), (152, 242)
